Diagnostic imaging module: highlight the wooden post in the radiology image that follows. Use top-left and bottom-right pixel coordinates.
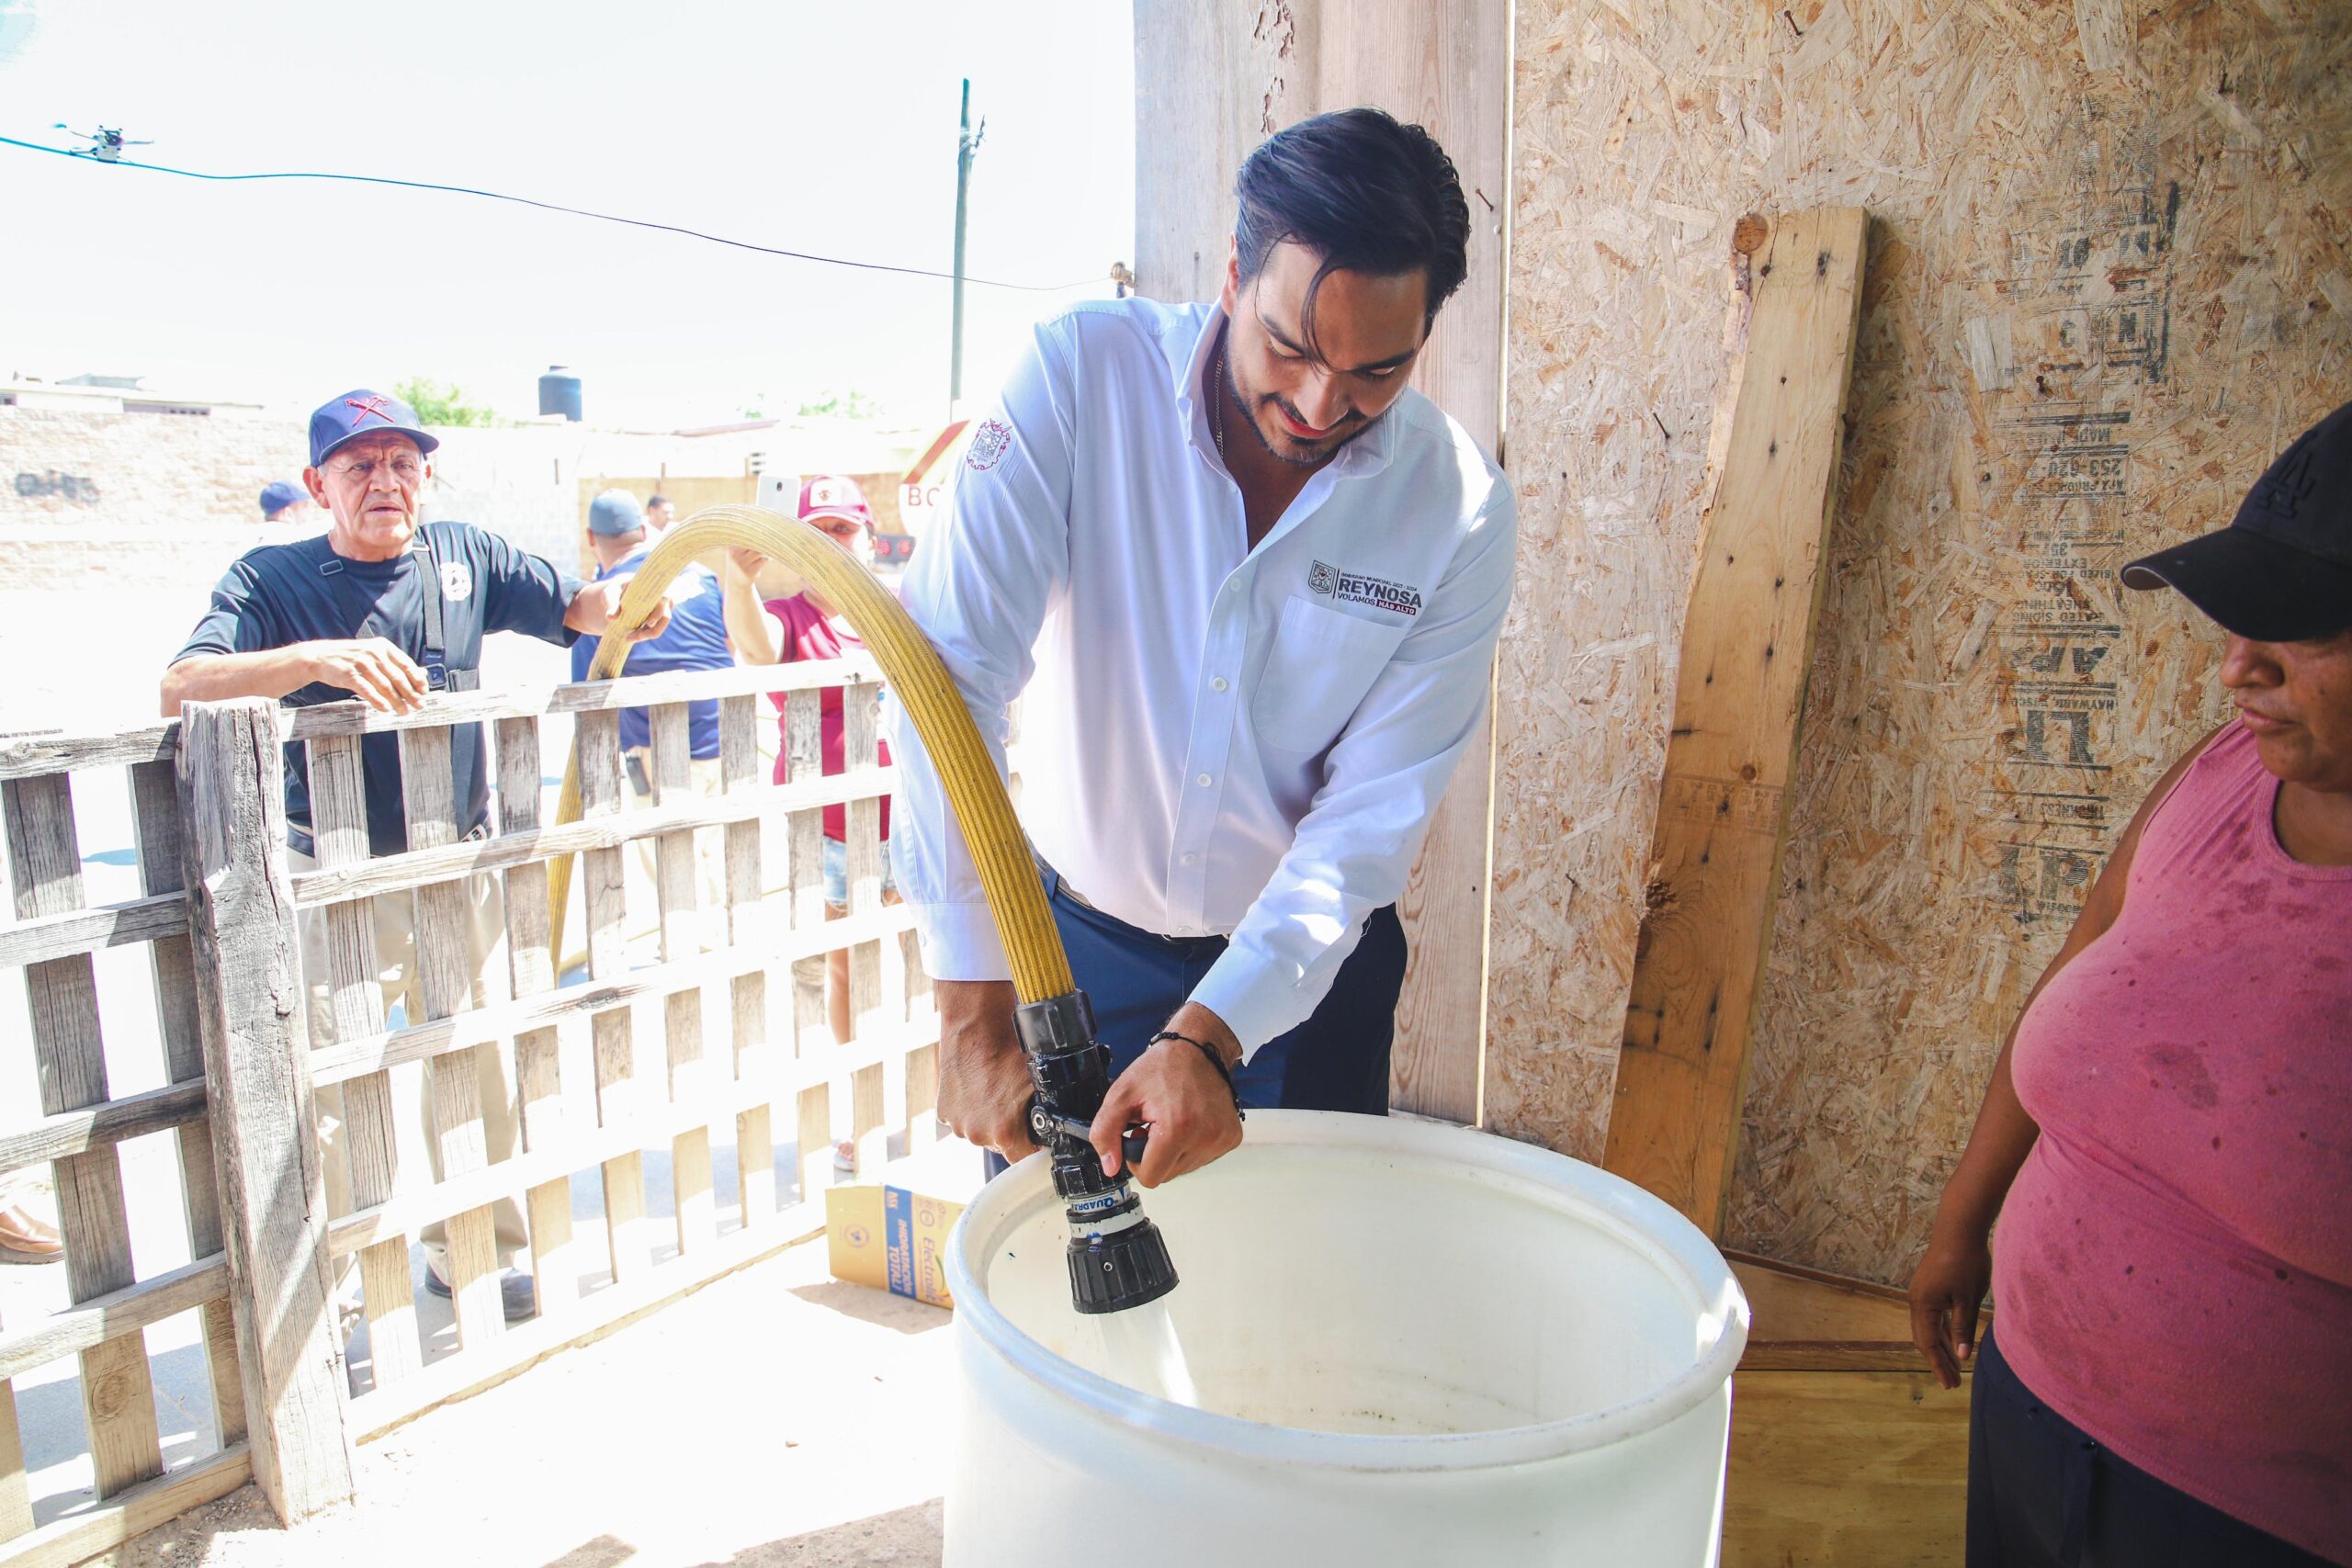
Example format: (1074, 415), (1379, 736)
(1600, 208), (1869, 1234)
(175, 698), (356, 1521)
(129, 758), (247, 1447)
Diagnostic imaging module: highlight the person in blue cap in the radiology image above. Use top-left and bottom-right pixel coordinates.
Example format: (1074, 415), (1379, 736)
(161, 387), (673, 1325)
(574, 488), (737, 932)
(257, 479), (311, 524)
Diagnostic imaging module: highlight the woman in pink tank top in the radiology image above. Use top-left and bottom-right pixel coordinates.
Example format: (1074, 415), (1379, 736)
(1911, 401), (2352, 1568)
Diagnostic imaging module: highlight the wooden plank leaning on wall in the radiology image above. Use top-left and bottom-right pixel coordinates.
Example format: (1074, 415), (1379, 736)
(1601, 208), (1868, 1235)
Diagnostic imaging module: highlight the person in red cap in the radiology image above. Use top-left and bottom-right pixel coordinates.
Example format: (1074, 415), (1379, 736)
(1912, 400), (2352, 1568)
(721, 477), (899, 1117)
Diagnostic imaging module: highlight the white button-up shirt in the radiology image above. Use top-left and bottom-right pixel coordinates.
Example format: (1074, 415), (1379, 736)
(885, 297), (1515, 1056)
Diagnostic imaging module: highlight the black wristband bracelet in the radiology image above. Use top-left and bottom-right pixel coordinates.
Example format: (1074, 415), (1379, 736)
(1149, 1030), (1247, 1122)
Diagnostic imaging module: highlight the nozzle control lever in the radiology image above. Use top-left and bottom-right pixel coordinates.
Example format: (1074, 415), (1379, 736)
(1030, 1103), (1150, 1173)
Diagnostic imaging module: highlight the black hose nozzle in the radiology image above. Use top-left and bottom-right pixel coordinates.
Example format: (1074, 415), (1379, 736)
(1015, 991), (1179, 1315)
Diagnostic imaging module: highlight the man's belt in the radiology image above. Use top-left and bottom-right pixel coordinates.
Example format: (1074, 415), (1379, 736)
(287, 818), (492, 862)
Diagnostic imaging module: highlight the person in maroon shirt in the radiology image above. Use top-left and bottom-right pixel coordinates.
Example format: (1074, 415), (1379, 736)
(720, 474), (899, 1054)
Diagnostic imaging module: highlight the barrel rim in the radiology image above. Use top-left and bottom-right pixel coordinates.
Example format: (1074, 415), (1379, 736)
(944, 1109), (1752, 1473)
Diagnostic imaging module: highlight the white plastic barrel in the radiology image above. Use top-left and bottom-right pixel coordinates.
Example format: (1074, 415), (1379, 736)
(944, 1110), (1750, 1567)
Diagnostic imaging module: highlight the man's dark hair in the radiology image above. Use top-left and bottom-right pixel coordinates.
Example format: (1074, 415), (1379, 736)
(1232, 107), (1471, 351)
(647, 493), (672, 510)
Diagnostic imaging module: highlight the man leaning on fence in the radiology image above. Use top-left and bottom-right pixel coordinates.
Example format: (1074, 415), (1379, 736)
(159, 387), (673, 1322)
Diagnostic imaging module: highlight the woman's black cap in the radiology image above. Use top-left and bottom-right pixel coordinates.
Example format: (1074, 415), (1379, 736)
(2121, 399), (2352, 640)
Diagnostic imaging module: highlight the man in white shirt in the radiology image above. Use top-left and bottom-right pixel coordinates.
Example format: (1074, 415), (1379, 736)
(888, 107), (1515, 1187)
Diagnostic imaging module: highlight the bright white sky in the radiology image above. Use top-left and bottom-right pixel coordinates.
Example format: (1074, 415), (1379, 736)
(0, 0), (1135, 430)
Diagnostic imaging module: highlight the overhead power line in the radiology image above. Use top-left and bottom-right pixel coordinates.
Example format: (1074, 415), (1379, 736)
(0, 132), (1106, 293)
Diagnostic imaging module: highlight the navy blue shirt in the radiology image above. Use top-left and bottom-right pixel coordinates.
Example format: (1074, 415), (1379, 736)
(175, 522), (583, 857)
(568, 551), (733, 758)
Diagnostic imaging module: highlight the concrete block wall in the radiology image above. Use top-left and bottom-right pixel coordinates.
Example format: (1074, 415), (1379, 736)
(0, 406), (925, 730)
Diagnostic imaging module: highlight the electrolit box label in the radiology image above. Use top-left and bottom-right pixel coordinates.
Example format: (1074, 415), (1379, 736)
(824, 1171), (970, 1311)
(884, 1187), (917, 1299)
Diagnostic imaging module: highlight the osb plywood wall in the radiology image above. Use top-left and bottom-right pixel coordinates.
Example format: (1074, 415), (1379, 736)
(1491, 0), (2351, 1282)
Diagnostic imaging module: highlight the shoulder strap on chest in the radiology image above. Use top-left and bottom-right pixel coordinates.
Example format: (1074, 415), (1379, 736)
(409, 525), (479, 693)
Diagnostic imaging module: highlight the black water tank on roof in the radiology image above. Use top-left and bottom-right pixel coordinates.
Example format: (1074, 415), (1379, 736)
(538, 366), (582, 422)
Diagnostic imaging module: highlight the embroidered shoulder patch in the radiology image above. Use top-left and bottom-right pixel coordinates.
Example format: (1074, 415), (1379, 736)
(440, 560), (474, 602)
(966, 418), (1013, 472)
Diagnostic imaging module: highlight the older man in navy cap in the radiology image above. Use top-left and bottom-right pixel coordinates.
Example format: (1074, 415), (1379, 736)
(163, 387), (672, 1322)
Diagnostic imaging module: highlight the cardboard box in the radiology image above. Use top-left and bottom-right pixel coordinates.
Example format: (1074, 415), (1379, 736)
(824, 1145), (983, 1310)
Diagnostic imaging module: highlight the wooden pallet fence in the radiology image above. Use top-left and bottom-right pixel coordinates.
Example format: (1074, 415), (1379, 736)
(265, 657), (939, 1438)
(0, 649), (945, 1554)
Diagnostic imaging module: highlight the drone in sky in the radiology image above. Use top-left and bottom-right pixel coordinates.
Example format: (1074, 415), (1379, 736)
(52, 124), (150, 163)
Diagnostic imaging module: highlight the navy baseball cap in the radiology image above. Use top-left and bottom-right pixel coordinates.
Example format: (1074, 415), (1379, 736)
(587, 490), (645, 536)
(308, 388), (440, 468)
(257, 479), (306, 515)
(2122, 399), (2352, 641)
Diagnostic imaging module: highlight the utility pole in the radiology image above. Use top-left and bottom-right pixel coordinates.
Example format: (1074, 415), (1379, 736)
(950, 78), (985, 415)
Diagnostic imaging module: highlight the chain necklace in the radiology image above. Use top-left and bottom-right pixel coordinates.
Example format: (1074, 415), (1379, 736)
(1212, 344), (1228, 462)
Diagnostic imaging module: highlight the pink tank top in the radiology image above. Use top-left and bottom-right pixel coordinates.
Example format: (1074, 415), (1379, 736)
(1996, 721), (2352, 1562)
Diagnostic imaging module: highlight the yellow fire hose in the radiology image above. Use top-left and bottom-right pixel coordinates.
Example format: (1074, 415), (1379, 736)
(544, 505), (1072, 1004)
(554, 508), (1182, 1314)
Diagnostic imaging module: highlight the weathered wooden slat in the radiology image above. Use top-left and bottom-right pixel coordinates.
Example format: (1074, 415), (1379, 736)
(496, 716), (581, 1319)
(577, 710), (651, 1285)
(304, 732), (422, 1387)
(304, 904), (921, 1088)
(0, 1445), (250, 1568)
(0, 727), (175, 784)
(3, 771), (164, 1501)
(282, 657), (886, 741)
(785, 690), (832, 1201)
(283, 762), (894, 909)
(843, 689), (888, 1179)
(650, 703), (717, 1257)
(129, 757), (244, 1449)
(1602, 207), (1869, 1235)
(175, 700), (355, 1522)
(0, 660), (870, 778)
(395, 726), (504, 1350)
(0, 1081), (209, 1176)
(0, 1256), (231, 1385)
(0, 893), (187, 970)
(719, 694), (775, 1224)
